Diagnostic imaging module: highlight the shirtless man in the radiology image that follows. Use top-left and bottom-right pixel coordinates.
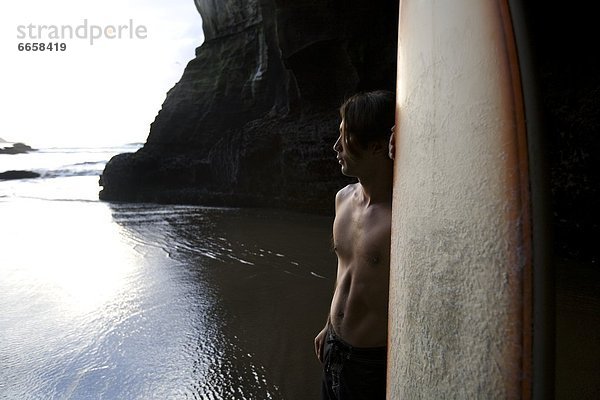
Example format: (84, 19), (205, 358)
(315, 90), (396, 400)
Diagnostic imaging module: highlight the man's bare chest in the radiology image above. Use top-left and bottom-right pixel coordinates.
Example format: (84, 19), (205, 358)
(333, 209), (390, 266)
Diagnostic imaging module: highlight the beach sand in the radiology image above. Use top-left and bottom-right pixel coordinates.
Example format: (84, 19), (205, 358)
(112, 205), (337, 399)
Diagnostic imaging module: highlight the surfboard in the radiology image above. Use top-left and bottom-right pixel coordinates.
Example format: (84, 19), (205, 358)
(387, 0), (551, 398)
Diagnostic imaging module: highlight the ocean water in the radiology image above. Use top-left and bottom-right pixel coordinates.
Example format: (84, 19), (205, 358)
(0, 146), (335, 399)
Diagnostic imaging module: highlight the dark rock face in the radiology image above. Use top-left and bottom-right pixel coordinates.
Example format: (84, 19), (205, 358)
(99, 0), (399, 214)
(0, 143), (36, 155)
(0, 170), (40, 180)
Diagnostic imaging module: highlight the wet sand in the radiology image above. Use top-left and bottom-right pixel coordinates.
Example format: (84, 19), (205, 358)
(115, 205), (337, 399)
(187, 209), (336, 399)
(0, 197), (336, 399)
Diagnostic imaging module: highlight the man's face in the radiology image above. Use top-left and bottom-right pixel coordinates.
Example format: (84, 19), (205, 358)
(333, 120), (369, 177)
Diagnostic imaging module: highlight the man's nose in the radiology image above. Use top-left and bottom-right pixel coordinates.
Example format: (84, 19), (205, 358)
(333, 136), (341, 152)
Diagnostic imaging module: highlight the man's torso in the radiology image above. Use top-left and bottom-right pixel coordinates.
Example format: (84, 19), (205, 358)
(330, 183), (391, 348)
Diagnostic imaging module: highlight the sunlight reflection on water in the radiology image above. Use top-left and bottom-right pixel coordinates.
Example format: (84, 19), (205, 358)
(0, 197), (241, 398)
(1, 200), (136, 314)
(0, 184), (333, 399)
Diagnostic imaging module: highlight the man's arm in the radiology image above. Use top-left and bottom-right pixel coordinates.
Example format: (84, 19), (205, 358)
(314, 186), (349, 363)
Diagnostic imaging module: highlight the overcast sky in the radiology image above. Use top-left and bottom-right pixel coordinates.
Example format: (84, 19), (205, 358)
(0, 0), (203, 147)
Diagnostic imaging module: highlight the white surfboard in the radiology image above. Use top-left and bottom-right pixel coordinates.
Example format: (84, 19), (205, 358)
(388, 0), (550, 398)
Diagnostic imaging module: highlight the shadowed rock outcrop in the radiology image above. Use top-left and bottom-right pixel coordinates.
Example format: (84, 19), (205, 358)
(0, 170), (40, 180)
(0, 143), (36, 155)
(99, 0), (399, 214)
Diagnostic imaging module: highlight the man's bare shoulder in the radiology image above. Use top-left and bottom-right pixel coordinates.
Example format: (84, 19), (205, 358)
(335, 184), (359, 208)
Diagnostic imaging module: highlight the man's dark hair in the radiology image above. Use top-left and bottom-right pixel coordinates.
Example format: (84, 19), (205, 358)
(339, 90), (396, 150)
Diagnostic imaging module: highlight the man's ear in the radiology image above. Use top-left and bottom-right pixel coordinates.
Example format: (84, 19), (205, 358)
(388, 128), (396, 160)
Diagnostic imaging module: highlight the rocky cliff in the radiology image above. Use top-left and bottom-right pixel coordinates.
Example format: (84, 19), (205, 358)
(99, 0), (399, 214)
(0, 142), (36, 155)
